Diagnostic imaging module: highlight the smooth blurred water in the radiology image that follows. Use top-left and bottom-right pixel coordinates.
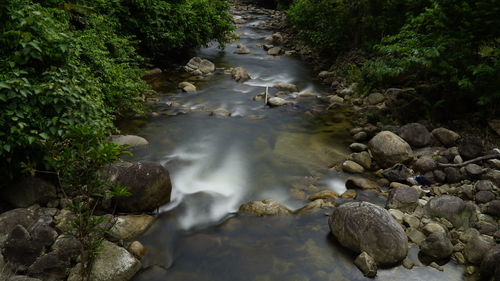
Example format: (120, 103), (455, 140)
(127, 6), (464, 281)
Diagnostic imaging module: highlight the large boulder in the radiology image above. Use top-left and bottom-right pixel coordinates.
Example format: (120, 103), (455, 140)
(1, 177), (57, 208)
(398, 123), (432, 148)
(464, 234), (496, 265)
(458, 135), (483, 160)
(68, 240), (141, 281)
(426, 195), (474, 228)
(184, 57), (215, 75)
(368, 131), (413, 168)
(239, 199), (291, 216)
(105, 162), (172, 212)
(329, 201), (408, 265)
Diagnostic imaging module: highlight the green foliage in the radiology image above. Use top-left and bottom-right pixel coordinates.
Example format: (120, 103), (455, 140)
(363, 0), (500, 116)
(287, 0), (429, 56)
(112, 0), (233, 59)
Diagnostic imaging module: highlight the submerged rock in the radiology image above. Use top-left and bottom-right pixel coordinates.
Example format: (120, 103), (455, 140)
(239, 199), (291, 216)
(231, 67), (251, 82)
(105, 162), (172, 212)
(273, 82), (299, 92)
(329, 201), (408, 265)
(267, 97), (289, 107)
(368, 131), (413, 168)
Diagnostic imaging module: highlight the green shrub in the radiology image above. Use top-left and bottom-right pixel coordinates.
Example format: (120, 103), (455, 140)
(363, 0), (500, 117)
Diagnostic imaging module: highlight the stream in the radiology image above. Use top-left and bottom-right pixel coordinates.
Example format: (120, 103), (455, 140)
(127, 4), (465, 281)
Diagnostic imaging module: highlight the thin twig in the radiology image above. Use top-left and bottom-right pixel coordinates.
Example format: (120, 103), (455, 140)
(437, 154), (500, 168)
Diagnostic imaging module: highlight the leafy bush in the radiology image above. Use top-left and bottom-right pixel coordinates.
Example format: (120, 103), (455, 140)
(287, 0), (429, 56)
(363, 0), (500, 117)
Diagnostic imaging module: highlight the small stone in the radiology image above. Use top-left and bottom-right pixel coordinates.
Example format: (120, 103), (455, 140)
(366, 93), (385, 105)
(429, 262), (444, 271)
(420, 232), (453, 260)
(453, 252), (466, 265)
(353, 132), (368, 142)
(178, 82), (196, 92)
(389, 209), (404, 223)
(465, 164), (484, 176)
(486, 200), (500, 217)
(340, 189), (357, 199)
(413, 156), (437, 173)
(402, 258), (415, 270)
(342, 160), (365, 174)
(422, 222), (446, 236)
(386, 186), (420, 212)
(233, 44), (251, 54)
(267, 97), (289, 107)
(210, 108), (232, 117)
(354, 252), (377, 278)
(349, 143), (368, 152)
(109, 215), (155, 241)
(475, 191), (495, 204)
(307, 190), (339, 201)
(239, 199), (291, 216)
(231, 67), (251, 82)
(407, 228), (426, 244)
(274, 82), (299, 92)
(465, 265), (477, 275)
(329, 95), (344, 103)
(127, 241), (147, 260)
(403, 214), (420, 229)
(350, 151), (372, 169)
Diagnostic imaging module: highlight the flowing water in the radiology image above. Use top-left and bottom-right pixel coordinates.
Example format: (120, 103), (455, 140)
(127, 5), (464, 281)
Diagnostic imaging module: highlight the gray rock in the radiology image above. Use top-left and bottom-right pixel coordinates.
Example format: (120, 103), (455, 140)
(67, 240), (141, 281)
(0, 208), (38, 246)
(2, 225), (43, 267)
(267, 97), (289, 107)
(239, 199), (291, 216)
(465, 163), (485, 177)
(1, 177), (57, 208)
(475, 191), (495, 204)
(51, 235), (80, 262)
(353, 131), (368, 142)
(464, 234), (495, 264)
(267, 47), (282, 56)
(386, 186), (419, 212)
(382, 164), (413, 183)
(432, 128), (460, 147)
(271, 32), (284, 45)
(342, 160), (365, 174)
(458, 135), (483, 160)
(234, 44), (251, 54)
(109, 215), (155, 241)
(407, 228), (426, 244)
(273, 82), (299, 92)
(413, 156), (437, 173)
(398, 123), (432, 148)
(486, 200), (500, 217)
(349, 143), (368, 152)
(482, 169), (500, 186)
(433, 170), (447, 183)
(422, 222), (446, 235)
(230, 67), (250, 82)
(109, 135), (149, 149)
(184, 57), (215, 75)
(420, 232), (453, 260)
(475, 180), (496, 191)
(354, 252), (377, 277)
(178, 82), (196, 93)
(350, 151), (372, 169)
(105, 162), (172, 212)
(345, 178), (380, 190)
(329, 201), (408, 265)
(480, 245), (500, 281)
(366, 93), (385, 105)
(210, 108), (231, 117)
(426, 195), (474, 228)
(368, 131), (413, 168)
(27, 252), (69, 281)
(444, 167), (462, 183)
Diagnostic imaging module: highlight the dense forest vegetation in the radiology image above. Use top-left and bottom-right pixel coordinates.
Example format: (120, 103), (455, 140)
(285, 0), (500, 119)
(0, 0), (232, 178)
